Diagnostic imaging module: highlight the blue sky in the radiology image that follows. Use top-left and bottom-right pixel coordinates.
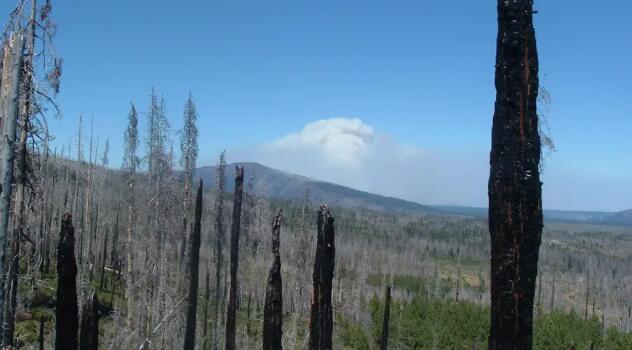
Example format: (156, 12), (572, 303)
(3, 1), (631, 211)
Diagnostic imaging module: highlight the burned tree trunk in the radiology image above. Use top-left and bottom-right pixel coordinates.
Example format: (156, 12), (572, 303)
(184, 179), (203, 350)
(225, 166), (244, 350)
(488, 1), (542, 349)
(79, 293), (98, 350)
(263, 210), (283, 350)
(309, 205), (335, 350)
(380, 286), (391, 350)
(56, 213), (78, 350)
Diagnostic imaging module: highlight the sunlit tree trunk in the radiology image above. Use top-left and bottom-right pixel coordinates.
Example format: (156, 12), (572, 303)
(488, 1), (542, 349)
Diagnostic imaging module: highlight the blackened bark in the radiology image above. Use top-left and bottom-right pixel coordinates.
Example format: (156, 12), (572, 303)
(488, 1), (542, 350)
(56, 213), (78, 350)
(79, 293), (98, 350)
(309, 205), (335, 350)
(184, 179), (204, 350)
(225, 166), (244, 350)
(99, 229), (109, 290)
(263, 210), (283, 350)
(39, 316), (44, 350)
(380, 286), (391, 350)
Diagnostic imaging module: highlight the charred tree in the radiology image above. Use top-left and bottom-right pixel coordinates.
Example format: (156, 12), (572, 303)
(263, 210), (283, 350)
(225, 166), (244, 350)
(56, 213), (78, 350)
(380, 286), (391, 350)
(488, 1), (542, 349)
(309, 205), (335, 350)
(79, 293), (98, 350)
(184, 179), (204, 350)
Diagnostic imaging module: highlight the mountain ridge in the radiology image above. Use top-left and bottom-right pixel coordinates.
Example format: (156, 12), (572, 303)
(193, 162), (632, 226)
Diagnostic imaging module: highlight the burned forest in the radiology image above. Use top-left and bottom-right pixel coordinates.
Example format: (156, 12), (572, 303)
(0, 0), (630, 349)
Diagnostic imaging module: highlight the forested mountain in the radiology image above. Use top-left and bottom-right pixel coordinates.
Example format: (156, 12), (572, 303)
(197, 163), (632, 226)
(195, 162), (432, 213)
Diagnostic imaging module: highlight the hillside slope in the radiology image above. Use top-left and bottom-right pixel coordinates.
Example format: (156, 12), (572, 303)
(194, 162), (432, 213)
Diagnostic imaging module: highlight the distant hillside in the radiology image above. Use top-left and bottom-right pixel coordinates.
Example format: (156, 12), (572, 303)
(436, 206), (632, 226)
(193, 162), (632, 226)
(608, 209), (632, 225)
(194, 162), (432, 213)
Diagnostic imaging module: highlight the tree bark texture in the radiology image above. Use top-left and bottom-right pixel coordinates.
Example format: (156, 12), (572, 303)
(309, 205), (335, 350)
(488, 1), (542, 349)
(0, 33), (24, 333)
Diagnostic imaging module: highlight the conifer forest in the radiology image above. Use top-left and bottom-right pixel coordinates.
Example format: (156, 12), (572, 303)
(0, 1), (630, 349)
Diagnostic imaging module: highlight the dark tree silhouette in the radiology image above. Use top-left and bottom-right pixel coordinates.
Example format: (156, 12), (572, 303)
(184, 179), (203, 350)
(79, 293), (99, 350)
(488, 1), (542, 349)
(380, 286), (391, 350)
(56, 213), (78, 350)
(309, 205), (335, 350)
(263, 210), (283, 350)
(225, 166), (244, 350)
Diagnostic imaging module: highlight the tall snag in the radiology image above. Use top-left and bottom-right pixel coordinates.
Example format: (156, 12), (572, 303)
(123, 103), (139, 329)
(225, 166), (244, 350)
(0, 32), (25, 334)
(184, 179), (203, 350)
(309, 205), (335, 350)
(212, 152), (226, 350)
(56, 213), (78, 350)
(79, 293), (98, 350)
(263, 210), (283, 350)
(488, 1), (542, 349)
(179, 92), (198, 268)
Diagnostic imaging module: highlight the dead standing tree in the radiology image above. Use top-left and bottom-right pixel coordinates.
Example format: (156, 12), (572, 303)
(212, 152), (227, 350)
(225, 166), (244, 350)
(183, 179), (203, 350)
(0, 32), (24, 335)
(56, 213), (78, 350)
(123, 103), (139, 330)
(263, 210), (283, 350)
(179, 92), (198, 268)
(488, 1), (542, 349)
(309, 205), (335, 350)
(79, 293), (99, 350)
